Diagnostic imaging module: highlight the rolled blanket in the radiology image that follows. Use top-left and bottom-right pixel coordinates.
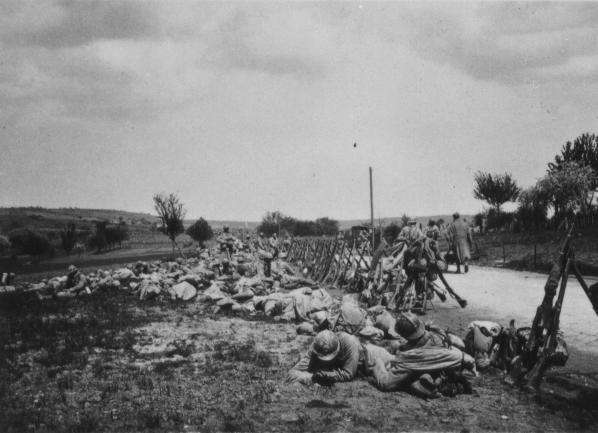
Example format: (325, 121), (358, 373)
(389, 347), (474, 373)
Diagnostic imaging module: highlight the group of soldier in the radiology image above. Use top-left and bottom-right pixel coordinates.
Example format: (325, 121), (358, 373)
(397, 212), (473, 274)
(284, 212), (480, 397)
(288, 312), (477, 398)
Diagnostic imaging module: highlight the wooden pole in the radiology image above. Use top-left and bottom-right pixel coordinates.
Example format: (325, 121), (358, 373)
(369, 166), (374, 249)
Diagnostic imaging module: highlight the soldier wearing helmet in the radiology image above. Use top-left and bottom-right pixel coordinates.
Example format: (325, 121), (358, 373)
(288, 328), (474, 397)
(287, 330), (363, 386)
(396, 220), (424, 246)
(394, 312), (450, 351)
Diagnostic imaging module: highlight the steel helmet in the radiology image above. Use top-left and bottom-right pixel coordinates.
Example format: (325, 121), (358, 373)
(395, 312), (425, 341)
(311, 330), (340, 361)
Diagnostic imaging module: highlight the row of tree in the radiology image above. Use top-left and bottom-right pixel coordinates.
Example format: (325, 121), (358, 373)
(256, 211), (339, 237)
(473, 133), (598, 231)
(4, 220), (131, 259)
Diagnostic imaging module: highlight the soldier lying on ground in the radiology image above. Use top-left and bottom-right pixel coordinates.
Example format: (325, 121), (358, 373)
(393, 312), (460, 351)
(288, 330), (476, 398)
(63, 265), (89, 296)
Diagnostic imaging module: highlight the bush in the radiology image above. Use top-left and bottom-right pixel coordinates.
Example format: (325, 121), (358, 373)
(8, 228), (53, 258)
(486, 209), (515, 231)
(186, 218), (213, 246)
(515, 186), (549, 232)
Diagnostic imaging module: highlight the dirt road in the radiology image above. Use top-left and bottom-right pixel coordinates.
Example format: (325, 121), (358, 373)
(432, 266), (598, 373)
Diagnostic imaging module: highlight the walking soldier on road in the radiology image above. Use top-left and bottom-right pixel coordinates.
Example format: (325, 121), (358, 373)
(447, 213), (472, 274)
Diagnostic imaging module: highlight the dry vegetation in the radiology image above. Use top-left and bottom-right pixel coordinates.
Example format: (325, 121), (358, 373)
(1, 287), (597, 432)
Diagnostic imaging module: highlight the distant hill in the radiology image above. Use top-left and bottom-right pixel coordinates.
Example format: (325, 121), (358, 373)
(0, 207), (472, 234)
(0, 207), (259, 233)
(0, 207), (159, 233)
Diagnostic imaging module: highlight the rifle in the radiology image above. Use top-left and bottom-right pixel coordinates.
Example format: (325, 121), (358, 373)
(524, 225), (573, 369)
(435, 265), (467, 308)
(513, 224), (579, 390)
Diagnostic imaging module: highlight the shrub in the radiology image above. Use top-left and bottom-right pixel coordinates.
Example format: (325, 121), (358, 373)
(486, 209), (515, 231)
(8, 228), (52, 258)
(515, 186), (549, 232)
(186, 218), (213, 246)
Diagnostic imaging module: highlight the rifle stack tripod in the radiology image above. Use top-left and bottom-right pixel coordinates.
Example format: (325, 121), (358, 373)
(513, 223), (598, 389)
(285, 236), (373, 289)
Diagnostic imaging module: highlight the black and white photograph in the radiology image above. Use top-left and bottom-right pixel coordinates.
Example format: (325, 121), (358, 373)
(2, 1), (598, 432)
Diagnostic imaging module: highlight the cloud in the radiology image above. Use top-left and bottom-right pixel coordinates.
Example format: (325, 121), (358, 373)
(206, 7), (335, 79)
(0, 0), (159, 48)
(0, 2), (337, 122)
(346, 2), (598, 85)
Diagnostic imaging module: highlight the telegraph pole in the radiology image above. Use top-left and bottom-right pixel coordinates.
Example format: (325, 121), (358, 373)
(369, 166), (374, 249)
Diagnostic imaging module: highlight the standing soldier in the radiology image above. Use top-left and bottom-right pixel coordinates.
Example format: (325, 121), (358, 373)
(268, 232), (279, 260)
(447, 213), (472, 273)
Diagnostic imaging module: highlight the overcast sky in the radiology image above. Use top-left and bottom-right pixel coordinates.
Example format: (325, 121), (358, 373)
(2, 1), (597, 221)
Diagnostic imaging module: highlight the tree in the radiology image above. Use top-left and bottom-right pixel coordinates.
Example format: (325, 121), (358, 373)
(473, 171), (520, 213)
(549, 133), (598, 182)
(186, 218), (213, 247)
(256, 211), (290, 236)
(314, 217), (339, 236)
(105, 223), (129, 249)
(400, 214), (411, 228)
(153, 193), (186, 254)
(537, 161), (594, 221)
(60, 222), (77, 255)
(383, 222), (401, 243)
(548, 133), (598, 210)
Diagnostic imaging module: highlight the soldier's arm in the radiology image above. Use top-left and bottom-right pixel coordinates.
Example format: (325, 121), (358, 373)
(287, 353), (314, 384)
(70, 275), (87, 293)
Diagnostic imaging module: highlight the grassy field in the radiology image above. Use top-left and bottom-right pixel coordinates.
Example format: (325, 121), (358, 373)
(1, 286), (597, 432)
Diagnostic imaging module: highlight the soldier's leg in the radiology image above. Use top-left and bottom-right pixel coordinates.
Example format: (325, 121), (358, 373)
(364, 344), (417, 392)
